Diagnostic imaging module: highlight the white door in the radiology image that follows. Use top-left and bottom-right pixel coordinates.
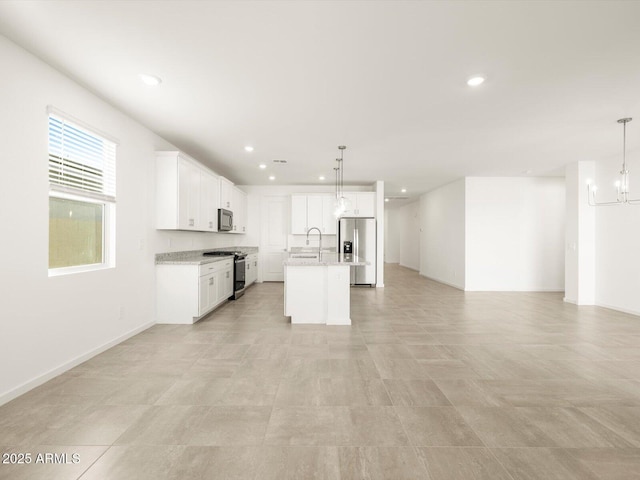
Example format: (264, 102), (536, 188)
(261, 195), (289, 282)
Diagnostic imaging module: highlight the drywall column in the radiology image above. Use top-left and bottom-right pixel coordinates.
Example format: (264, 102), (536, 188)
(375, 180), (385, 287)
(564, 161), (595, 305)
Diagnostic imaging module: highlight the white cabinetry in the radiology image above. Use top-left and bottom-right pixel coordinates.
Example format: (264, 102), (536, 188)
(157, 258), (233, 324)
(245, 253), (259, 286)
(156, 151), (220, 232)
(178, 158), (200, 230)
(230, 187), (247, 234)
(342, 192), (375, 217)
(217, 263), (234, 301)
(219, 176), (234, 210)
(321, 196), (337, 234)
(291, 194), (337, 234)
(200, 171), (220, 231)
(291, 195), (308, 234)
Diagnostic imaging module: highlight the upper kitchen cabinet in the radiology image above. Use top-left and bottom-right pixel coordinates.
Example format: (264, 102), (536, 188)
(230, 186), (247, 234)
(291, 194), (308, 234)
(342, 192), (375, 217)
(200, 171), (220, 232)
(156, 151), (220, 232)
(219, 176), (234, 211)
(291, 194), (337, 235)
(321, 195), (337, 234)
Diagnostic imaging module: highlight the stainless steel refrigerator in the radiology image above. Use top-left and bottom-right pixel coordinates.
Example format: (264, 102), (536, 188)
(338, 217), (376, 286)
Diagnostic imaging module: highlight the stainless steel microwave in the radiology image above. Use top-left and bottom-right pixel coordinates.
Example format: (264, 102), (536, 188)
(218, 208), (233, 231)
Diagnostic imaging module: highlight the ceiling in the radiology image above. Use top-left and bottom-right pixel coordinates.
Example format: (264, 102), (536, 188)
(1, 1), (640, 205)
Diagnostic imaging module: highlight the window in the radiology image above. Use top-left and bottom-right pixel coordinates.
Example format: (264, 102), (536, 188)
(48, 108), (116, 275)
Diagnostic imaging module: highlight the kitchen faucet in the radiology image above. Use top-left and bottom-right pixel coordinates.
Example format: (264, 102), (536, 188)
(306, 227), (322, 258)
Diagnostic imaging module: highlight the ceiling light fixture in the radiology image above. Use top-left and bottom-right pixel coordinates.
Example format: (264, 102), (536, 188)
(588, 118), (640, 206)
(333, 145), (349, 217)
(244, 146), (254, 152)
(467, 75), (485, 87)
(139, 73), (162, 86)
(401, 188), (407, 193)
(319, 176), (325, 181)
(385, 198), (389, 202)
(268, 175), (275, 181)
(259, 164), (266, 169)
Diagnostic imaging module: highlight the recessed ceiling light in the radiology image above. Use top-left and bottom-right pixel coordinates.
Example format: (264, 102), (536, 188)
(401, 188), (407, 193)
(244, 146), (254, 152)
(268, 175), (275, 181)
(259, 164), (267, 169)
(385, 198), (389, 202)
(319, 176), (325, 181)
(467, 75), (485, 87)
(139, 73), (162, 86)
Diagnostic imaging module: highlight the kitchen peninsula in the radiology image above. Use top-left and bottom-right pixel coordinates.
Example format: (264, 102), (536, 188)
(284, 253), (367, 325)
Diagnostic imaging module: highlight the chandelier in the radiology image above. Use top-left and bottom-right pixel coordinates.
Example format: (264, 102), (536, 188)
(334, 145), (348, 216)
(588, 118), (640, 206)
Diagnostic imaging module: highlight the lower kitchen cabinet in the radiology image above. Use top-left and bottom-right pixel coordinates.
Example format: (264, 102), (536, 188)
(156, 258), (234, 324)
(245, 253), (258, 286)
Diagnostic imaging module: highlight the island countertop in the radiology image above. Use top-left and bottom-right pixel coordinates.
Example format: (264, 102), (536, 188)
(284, 253), (368, 267)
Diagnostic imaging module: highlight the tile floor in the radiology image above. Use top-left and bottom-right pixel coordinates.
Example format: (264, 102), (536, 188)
(2, 264), (640, 479)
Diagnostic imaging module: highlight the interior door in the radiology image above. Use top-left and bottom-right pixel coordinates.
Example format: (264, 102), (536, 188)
(261, 195), (289, 282)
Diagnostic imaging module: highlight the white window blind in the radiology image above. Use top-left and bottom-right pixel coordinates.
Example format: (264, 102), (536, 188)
(48, 113), (116, 203)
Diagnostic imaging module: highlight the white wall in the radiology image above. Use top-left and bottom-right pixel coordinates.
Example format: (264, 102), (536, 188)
(396, 201), (420, 270)
(593, 157), (640, 315)
(465, 177), (565, 292)
(0, 36), (239, 404)
(419, 179), (466, 289)
(564, 162), (595, 305)
(384, 208), (400, 263)
(374, 180), (385, 287)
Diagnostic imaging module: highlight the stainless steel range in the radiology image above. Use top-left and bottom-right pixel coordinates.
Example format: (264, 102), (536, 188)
(203, 251), (247, 299)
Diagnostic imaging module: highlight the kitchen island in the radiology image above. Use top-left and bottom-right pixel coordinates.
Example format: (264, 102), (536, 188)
(284, 253), (367, 325)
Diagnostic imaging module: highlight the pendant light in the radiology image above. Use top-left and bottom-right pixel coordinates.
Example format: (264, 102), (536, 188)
(588, 118), (640, 206)
(334, 145), (348, 216)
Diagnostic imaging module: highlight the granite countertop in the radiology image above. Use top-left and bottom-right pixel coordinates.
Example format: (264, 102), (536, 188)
(155, 246), (258, 265)
(284, 253), (368, 266)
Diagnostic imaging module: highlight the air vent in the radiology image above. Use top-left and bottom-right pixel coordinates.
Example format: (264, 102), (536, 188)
(386, 196), (409, 200)
(272, 159), (288, 164)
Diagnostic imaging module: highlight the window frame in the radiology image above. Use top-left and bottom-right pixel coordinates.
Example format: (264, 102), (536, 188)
(47, 107), (117, 277)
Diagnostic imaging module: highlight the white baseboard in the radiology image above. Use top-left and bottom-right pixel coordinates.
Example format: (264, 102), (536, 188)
(465, 287), (564, 292)
(595, 302), (640, 317)
(399, 263), (419, 272)
(0, 320), (154, 407)
(419, 273), (465, 291)
(564, 298), (639, 317)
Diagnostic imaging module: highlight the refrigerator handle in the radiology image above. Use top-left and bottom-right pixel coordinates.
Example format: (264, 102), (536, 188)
(355, 229), (359, 258)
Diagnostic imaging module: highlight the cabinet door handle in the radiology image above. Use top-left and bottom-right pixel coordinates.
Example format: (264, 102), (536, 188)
(226, 271), (230, 278)
(209, 277), (214, 285)
(209, 221), (213, 228)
